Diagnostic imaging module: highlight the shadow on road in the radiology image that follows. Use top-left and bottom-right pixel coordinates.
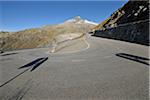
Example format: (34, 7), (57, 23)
(1, 52), (18, 56)
(116, 53), (149, 65)
(0, 68), (30, 88)
(18, 57), (48, 71)
(0, 57), (48, 88)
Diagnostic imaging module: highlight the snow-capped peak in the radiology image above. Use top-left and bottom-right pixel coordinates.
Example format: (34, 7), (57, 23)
(65, 16), (82, 23)
(84, 20), (98, 25)
(64, 16), (98, 25)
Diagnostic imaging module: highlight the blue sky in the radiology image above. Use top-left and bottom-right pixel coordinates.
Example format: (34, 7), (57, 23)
(0, 1), (127, 32)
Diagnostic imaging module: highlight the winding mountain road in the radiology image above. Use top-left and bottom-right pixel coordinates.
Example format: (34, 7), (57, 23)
(0, 34), (149, 100)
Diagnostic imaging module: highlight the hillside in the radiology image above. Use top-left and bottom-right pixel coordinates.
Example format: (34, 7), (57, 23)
(0, 16), (97, 51)
(94, 0), (149, 30)
(93, 0), (149, 45)
(0, 29), (55, 51)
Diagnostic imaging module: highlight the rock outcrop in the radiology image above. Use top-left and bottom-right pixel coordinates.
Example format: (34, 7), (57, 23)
(93, 0), (149, 45)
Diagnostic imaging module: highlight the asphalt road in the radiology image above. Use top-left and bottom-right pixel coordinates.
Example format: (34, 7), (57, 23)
(0, 34), (149, 100)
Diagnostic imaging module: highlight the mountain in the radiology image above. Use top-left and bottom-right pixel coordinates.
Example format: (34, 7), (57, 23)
(64, 16), (98, 25)
(0, 16), (97, 51)
(43, 16), (97, 34)
(93, 0), (149, 45)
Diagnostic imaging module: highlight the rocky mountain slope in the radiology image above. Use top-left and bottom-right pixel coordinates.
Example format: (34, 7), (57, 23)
(94, 0), (149, 30)
(93, 0), (149, 45)
(0, 16), (97, 51)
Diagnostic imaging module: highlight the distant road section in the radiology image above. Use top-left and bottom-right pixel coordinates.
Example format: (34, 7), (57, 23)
(50, 33), (88, 53)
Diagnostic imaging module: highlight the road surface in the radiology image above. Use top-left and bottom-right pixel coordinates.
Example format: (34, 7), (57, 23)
(0, 34), (149, 100)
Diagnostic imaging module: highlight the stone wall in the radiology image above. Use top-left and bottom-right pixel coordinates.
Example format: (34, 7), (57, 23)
(93, 20), (149, 46)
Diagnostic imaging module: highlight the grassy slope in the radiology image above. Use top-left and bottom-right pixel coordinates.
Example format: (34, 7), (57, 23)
(0, 29), (55, 51)
(0, 23), (95, 51)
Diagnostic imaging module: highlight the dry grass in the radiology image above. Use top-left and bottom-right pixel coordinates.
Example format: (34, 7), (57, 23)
(93, 18), (110, 30)
(0, 29), (55, 51)
(0, 22), (95, 51)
